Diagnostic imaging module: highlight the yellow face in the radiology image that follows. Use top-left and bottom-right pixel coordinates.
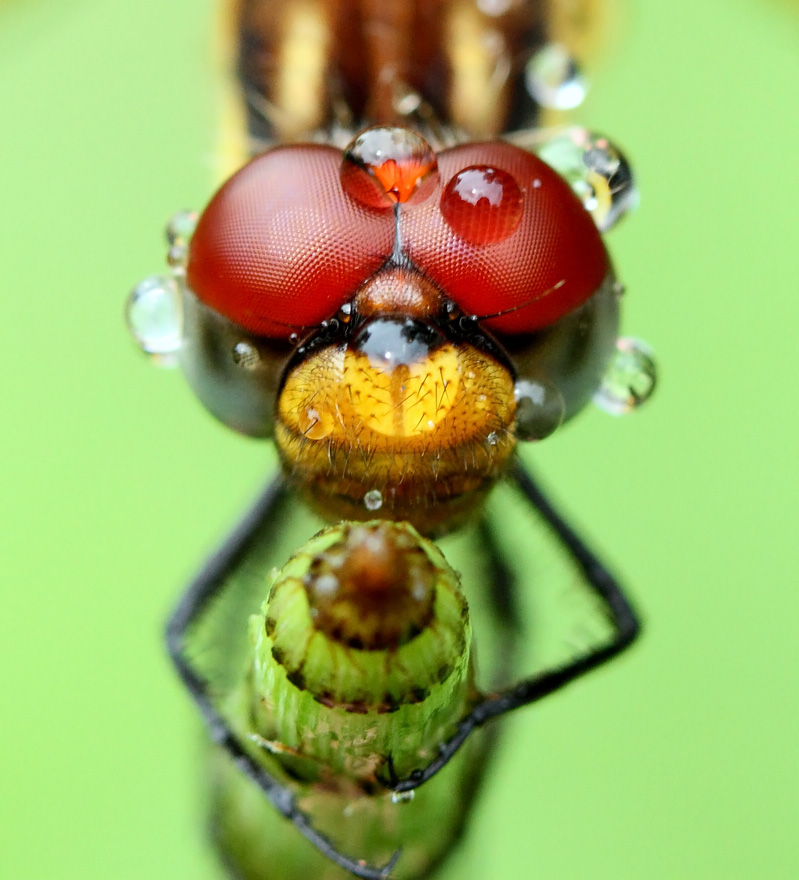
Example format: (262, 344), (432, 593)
(275, 319), (517, 536)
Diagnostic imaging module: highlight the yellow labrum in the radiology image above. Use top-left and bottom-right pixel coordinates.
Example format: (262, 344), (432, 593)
(290, 342), (473, 441)
(276, 325), (518, 535)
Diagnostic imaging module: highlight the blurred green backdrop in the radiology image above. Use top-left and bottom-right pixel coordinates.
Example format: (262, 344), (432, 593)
(1, 0), (797, 878)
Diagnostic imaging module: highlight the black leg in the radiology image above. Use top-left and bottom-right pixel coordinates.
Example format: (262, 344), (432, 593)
(391, 457), (642, 794)
(165, 474), (399, 880)
(475, 516), (525, 688)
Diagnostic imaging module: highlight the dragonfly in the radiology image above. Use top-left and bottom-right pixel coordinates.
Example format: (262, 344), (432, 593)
(126, 1), (656, 877)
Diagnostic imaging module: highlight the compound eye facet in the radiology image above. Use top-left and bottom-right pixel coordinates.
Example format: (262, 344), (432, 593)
(186, 145), (395, 338)
(402, 141), (610, 334)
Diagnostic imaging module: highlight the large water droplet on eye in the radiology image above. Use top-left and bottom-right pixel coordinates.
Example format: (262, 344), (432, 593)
(525, 44), (587, 110)
(440, 166), (523, 244)
(164, 210), (198, 246)
(125, 275), (183, 365)
(513, 378), (565, 441)
(363, 489), (383, 511)
(341, 126), (439, 208)
(536, 129), (638, 231)
(593, 338), (657, 415)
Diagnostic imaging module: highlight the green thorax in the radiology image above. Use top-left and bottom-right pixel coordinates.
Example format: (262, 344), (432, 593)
(247, 521), (472, 785)
(212, 520), (484, 880)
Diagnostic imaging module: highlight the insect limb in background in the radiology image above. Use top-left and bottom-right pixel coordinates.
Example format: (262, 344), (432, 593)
(166, 458), (639, 877)
(392, 459), (640, 794)
(166, 478), (397, 880)
(165, 476), (486, 879)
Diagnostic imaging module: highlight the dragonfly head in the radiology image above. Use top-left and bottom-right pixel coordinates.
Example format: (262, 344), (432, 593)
(274, 265), (519, 535)
(130, 127), (641, 533)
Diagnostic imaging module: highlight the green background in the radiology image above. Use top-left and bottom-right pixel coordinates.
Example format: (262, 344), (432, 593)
(1, 1), (797, 878)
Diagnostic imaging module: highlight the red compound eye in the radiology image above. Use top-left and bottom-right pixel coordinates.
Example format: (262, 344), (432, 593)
(440, 165), (523, 244)
(186, 145), (395, 337)
(402, 142), (610, 334)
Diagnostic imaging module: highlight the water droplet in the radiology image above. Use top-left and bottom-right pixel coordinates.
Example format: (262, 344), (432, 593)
(582, 144), (637, 231)
(486, 431), (499, 446)
(341, 126), (439, 208)
(232, 341), (260, 370)
(535, 128), (638, 231)
(391, 789), (415, 805)
(440, 166), (523, 244)
(525, 44), (587, 110)
(363, 489), (383, 511)
(513, 378), (565, 441)
(164, 210), (198, 246)
(125, 275), (182, 362)
(166, 243), (188, 273)
(593, 338), (657, 415)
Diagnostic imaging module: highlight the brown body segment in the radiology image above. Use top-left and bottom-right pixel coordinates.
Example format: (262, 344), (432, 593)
(236, 0), (553, 142)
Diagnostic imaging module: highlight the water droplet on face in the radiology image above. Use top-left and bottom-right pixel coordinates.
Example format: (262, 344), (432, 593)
(513, 378), (565, 441)
(355, 318), (441, 372)
(164, 210), (198, 246)
(341, 126), (439, 208)
(486, 431), (499, 446)
(525, 44), (587, 110)
(440, 166), (523, 245)
(363, 489), (383, 511)
(594, 338), (657, 415)
(232, 341), (260, 370)
(391, 789), (415, 805)
(535, 128), (638, 231)
(300, 407), (331, 440)
(125, 275), (182, 362)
